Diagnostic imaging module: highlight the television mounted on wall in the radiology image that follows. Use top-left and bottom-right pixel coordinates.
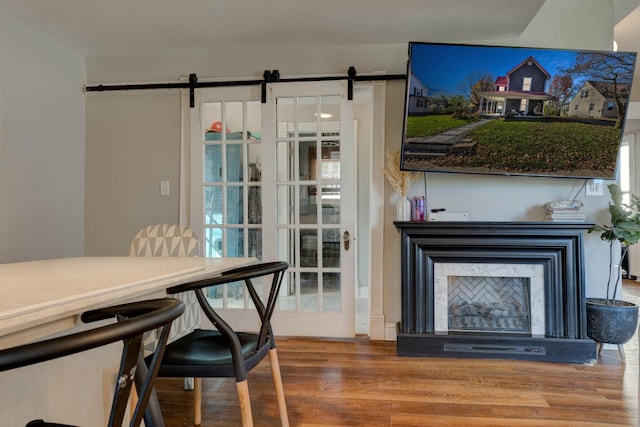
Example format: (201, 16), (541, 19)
(400, 42), (637, 179)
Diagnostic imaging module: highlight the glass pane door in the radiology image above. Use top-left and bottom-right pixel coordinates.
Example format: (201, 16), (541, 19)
(190, 82), (355, 337)
(192, 87), (263, 310)
(202, 100), (262, 259)
(275, 94), (343, 312)
(263, 81), (356, 337)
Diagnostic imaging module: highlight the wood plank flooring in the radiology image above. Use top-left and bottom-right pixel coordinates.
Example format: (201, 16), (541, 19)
(156, 281), (640, 426)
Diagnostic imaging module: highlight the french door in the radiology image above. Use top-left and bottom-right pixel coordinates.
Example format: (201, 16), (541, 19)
(190, 81), (356, 337)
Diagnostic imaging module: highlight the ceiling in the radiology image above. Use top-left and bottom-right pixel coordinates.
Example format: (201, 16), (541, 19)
(0, 1), (638, 59)
(0, 0), (550, 58)
(614, 0), (640, 53)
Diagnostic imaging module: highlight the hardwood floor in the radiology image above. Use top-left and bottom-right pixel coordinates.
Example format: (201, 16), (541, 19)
(156, 282), (640, 427)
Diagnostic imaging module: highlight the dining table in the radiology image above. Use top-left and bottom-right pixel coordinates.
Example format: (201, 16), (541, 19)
(0, 256), (255, 426)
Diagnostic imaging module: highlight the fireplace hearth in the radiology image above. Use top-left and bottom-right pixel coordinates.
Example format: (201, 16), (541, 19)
(394, 221), (596, 363)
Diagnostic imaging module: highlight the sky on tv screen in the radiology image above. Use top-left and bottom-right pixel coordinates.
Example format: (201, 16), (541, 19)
(411, 44), (580, 96)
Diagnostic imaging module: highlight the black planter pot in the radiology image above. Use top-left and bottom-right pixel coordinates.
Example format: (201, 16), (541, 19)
(586, 298), (638, 347)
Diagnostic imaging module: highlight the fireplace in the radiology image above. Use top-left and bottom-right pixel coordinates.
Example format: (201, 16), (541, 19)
(394, 221), (596, 363)
(436, 263), (545, 335)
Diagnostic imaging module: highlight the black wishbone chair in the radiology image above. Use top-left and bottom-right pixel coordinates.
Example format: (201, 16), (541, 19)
(152, 261), (290, 426)
(0, 298), (185, 427)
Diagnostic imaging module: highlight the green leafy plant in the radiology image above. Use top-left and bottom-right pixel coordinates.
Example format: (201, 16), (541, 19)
(589, 183), (640, 304)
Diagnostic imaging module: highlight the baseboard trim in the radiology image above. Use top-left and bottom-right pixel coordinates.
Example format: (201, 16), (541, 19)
(384, 322), (397, 341)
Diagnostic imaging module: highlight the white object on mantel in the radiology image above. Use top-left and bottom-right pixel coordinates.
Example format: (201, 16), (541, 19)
(543, 200), (584, 211)
(396, 196), (411, 221)
(428, 212), (468, 221)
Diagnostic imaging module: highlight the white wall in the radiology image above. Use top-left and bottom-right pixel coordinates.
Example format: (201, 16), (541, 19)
(0, 12), (85, 263)
(0, 10), (91, 426)
(83, 0), (619, 333)
(85, 91), (182, 255)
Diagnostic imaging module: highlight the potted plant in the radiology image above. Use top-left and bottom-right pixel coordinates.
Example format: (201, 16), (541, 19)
(587, 183), (640, 362)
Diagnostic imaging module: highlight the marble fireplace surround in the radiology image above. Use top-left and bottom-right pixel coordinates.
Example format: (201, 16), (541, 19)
(394, 221), (596, 363)
(434, 262), (545, 336)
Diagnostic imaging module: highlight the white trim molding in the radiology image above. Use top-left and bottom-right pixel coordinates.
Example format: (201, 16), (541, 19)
(368, 77), (387, 340)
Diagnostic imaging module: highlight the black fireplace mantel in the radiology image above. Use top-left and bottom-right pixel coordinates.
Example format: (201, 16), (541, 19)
(394, 221), (596, 363)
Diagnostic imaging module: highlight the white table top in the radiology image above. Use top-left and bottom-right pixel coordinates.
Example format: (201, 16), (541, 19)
(0, 256), (254, 349)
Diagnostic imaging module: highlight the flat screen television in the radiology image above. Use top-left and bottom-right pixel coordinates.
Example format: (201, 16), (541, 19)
(400, 42), (637, 179)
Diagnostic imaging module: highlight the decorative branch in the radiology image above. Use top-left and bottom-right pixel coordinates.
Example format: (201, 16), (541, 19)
(382, 149), (421, 197)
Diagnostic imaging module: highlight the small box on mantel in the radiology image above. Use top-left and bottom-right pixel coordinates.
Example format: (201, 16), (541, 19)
(427, 212), (468, 222)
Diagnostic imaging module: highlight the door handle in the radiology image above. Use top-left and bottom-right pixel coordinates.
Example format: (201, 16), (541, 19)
(343, 230), (350, 251)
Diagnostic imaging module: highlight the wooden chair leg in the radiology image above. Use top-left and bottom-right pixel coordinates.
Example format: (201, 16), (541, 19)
(268, 348), (290, 427)
(130, 385), (138, 422)
(236, 379), (254, 427)
(194, 377), (202, 425)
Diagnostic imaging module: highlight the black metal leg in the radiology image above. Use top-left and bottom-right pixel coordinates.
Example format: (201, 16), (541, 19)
(135, 352), (165, 427)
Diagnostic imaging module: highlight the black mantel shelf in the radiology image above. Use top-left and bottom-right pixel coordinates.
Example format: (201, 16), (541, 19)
(393, 221), (596, 364)
(394, 220), (595, 231)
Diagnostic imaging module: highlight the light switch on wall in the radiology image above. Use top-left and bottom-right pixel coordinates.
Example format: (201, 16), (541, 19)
(160, 180), (170, 196)
(585, 179), (604, 196)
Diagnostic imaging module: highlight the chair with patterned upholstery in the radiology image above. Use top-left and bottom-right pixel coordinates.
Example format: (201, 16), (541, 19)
(129, 224), (200, 258)
(129, 224), (201, 388)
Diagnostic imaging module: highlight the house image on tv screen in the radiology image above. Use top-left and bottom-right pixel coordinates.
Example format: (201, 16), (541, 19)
(407, 71), (430, 115)
(477, 56), (553, 117)
(401, 42), (637, 179)
(568, 80), (631, 120)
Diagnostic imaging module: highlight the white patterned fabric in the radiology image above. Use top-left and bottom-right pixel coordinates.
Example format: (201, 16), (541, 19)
(129, 224), (200, 257)
(129, 224), (201, 353)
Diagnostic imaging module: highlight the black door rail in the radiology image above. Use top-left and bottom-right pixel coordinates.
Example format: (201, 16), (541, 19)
(84, 67), (406, 105)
